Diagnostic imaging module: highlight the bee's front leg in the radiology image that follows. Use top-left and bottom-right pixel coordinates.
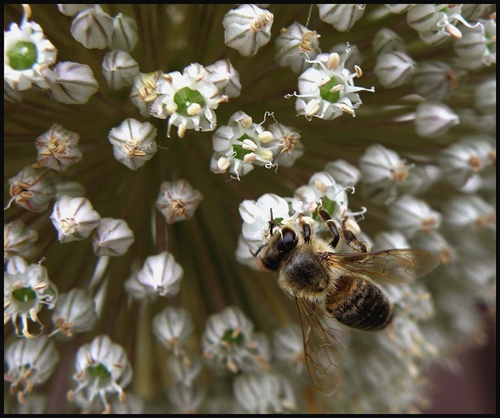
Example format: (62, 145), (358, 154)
(317, 206), (341, 250)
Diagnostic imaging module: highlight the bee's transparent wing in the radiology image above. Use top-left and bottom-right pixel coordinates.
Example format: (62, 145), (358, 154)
(295, 297), (344, 396)
(322, 249), (439, 286)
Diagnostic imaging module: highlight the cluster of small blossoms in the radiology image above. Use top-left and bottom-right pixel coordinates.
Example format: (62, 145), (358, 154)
(237, 170), (352, 266)
(201, 306), (297, 414)
(4, 3), (496, 415)
(135, 60), (241, 138)
(210, 111), (303, 180)
(4, 5), (100, 104)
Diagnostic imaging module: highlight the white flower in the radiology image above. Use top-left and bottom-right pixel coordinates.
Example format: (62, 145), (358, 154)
(110, 13), (138, 52)
(124, 269), (157, 303)
(202, 306), (267, 374)
(50, 195), (101, 243)
(4, 256), (58, 338)
(324, 159), (361, 187)
(152, 306), (194, 361)
(5, 335), (59, 403)
(233, 372), (296, 413)
(411, 231), (456, 265)
(57, 5), (95, 17)
(295, 51), (374, 120)
(223, 4), (274, 57)
(372, 28), (406, 55)
(267, 123), (304, 167)
(102, 50), (140, 90)
(414, 101), (460, 138)
(108, 118), (158, 170)
(69, 335), (132, 414)
(360, 144), (409, 185)
(412, 61), (464, 102)
(91, 218), (135, 256)
(168, 354), (202, 387)
(129, 71), (162, 117)
(151, 63), (228, 138)
(46, 61), (99, 105)
(296, 171), (350, 218)
(155, 179), (203, 224)
(70, 5), (113, 49)
(407, 4), (479, 46)
(317, 4), (365, 32)
(4, 5), (57, 92)
(210, 111), (277, 180)
(273, 323), (305, 374)
(275, 22), (321, 73)
(388, 195), (442, 239)
(51, 288), (98, 337)
(4, 220), (38, 263)
(8, 165), (56, 213)
(454, 18), (497, 70)
(136, 251), (183, 296)
(239, 193), (292, 245)
(374, 51), (417, 89)
(443, 195), (496, 231)
(35, 124), (83, 172)
(438, 137), (495, 188)
(205, 59), (241, 98)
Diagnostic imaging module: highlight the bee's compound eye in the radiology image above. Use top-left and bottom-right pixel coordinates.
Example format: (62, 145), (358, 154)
(281, 228), (297, 249)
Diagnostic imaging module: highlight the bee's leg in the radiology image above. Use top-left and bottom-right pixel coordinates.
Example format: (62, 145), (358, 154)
(341, 217), (369, 253)
(298, 214), (312, 242)
(318, 208), (341, 250)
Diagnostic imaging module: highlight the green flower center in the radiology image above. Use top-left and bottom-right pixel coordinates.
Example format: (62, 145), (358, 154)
(12, 287), (37, 302)
(233, 134), (253, 160)
(173, 87), (206, 116)
(319, 76), (342, 103)
(7, 41), (38, 71)
(87, 363), (112, 379)
(222, 328), (244, 346)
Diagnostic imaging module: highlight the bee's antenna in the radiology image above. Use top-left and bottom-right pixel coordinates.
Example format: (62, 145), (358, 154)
(269, 208), (278, 235)
(250, 244), (264, 258)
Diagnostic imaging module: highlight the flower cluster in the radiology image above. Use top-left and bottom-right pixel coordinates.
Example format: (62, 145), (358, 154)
(4, 4), (496, 415)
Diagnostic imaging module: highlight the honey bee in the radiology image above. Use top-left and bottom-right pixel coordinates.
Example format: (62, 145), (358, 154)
(254, 205), (439, 395)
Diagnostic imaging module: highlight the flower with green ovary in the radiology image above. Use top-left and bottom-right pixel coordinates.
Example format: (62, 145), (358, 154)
(4, 256), (58, 338)
(69, 335), (132, 414)
(295, 52), (374, 119)
(7, 41), (37, 70)
(150, 62), (233, 138)
(202, 306), (268, 374)
(4, 5), (57, 91)
(5, 335), (60, 402)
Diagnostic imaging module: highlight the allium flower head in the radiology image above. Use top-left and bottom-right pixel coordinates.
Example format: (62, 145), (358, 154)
(4, 4), (496, 415)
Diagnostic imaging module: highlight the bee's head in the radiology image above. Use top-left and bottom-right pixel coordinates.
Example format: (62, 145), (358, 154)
(256, 226), (298, 271)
